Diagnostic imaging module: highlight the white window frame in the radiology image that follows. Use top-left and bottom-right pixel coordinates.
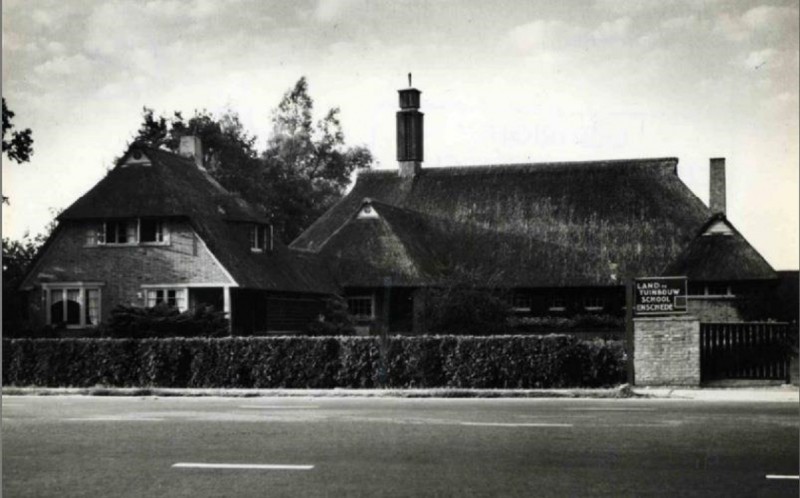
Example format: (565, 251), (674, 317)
(138, 218), (168, 245)
(43, 282), (104, 328)
(703, 284), (734, 298)
(91, 218), (170, 247)
(511, 294), (532, 313)
(250, 224), (272, 253)
(548, 297), (566, 313)
(347, 295), (375, 320)
(583, 296), (605, 312)
(142, 286), (188, 312)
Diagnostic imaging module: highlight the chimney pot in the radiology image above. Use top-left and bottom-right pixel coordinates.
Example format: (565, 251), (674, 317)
(709, 157), (726, 214)
(179, 135), (204, 169)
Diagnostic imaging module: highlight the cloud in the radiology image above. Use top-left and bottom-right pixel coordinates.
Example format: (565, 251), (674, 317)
(505, 20), (585, 52)
(33, 53), (95, 78)
(715, 5), (799, 42)
(593, 17), (631, 40)
(742, 5), (798, 30)
(742, 48), (778, 70)
(314, 0), (361, 22)
(661, 15), (699, 31)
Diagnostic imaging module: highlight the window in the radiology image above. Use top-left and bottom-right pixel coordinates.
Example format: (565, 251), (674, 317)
(139, 219), (164, 243)
(250, 224), (272, 252)
(583, 296), (605, 312)
(511, 294), (532, 312)
(46, 285), (102, 327)
(88, 219), (169, 246)
(347, 296), (374, 319)
(705, 284), (732, 297)
(548, 297), (566, 312)
(104, 220), (135, 244)
(145, 288), (187, 311)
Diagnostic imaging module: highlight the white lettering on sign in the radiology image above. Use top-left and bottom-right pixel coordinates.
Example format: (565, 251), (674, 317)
(633, 277), (688, 315)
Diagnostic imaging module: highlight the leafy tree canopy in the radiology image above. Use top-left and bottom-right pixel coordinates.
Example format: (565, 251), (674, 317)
(2, 98), (34, 164)
(133, 77), (372, 242)
(3, 97), (35, 204)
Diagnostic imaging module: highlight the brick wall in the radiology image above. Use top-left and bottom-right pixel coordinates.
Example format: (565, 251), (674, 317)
(22, 220), (233, 327)
(634, 316), (700, 386)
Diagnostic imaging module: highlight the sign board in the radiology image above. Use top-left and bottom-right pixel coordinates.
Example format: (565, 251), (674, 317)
(633, 277), (688, 316)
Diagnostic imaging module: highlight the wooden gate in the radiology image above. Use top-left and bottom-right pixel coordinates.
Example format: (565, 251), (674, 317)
(700, 322), (794, 382)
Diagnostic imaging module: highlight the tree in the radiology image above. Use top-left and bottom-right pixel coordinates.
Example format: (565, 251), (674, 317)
(2, 210), (59, 333)
(133, 77), (373, 242)
(133, 107), (266, 212)
(2, 98), (33, 163)
(263, 77), (372, 240)
(2, 98), (34, 204)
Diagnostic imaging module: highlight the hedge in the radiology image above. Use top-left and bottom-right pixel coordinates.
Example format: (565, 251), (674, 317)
(2, 335), (625, 389)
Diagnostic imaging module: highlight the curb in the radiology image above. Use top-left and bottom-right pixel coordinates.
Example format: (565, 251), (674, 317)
(2, 386), (640, 399)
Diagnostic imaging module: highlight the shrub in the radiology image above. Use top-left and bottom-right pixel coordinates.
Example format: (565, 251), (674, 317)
(2, 335), (625, 389)
(304, 295), (355, 336)
(102, 304), (229, 338)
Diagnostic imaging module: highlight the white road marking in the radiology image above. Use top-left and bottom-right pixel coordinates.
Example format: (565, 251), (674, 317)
(173, 463), (314, 470)
(459, 422), (573, 428)
(766, 475), (799, 480)
(565, 408), (656, 412)
(238, 405), (319, 410)
(64, 417), (164, 422)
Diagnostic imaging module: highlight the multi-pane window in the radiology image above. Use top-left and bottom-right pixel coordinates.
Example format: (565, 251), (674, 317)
(583, 296), (605, 311)
(347, 296), (374, 319)
(139, 219), (164, 243)
(88, 219), (168, 246)
(511, 294), (532, 312)
(47, 286), (101, 327)
(145, 289), (187, 311)
(548, 297), (566, 312)
(705, 284), (732, 297)
(103, 220), (135, 244)
(250, 224), (271, 252)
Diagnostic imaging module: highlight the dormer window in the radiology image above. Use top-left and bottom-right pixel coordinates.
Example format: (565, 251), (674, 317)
(250, 224), (272, 252)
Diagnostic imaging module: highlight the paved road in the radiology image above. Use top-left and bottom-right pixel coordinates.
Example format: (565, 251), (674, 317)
(2, 396), (798, 497)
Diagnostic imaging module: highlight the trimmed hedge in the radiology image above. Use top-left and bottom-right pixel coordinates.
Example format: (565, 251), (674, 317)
(2, 335), (625, 389)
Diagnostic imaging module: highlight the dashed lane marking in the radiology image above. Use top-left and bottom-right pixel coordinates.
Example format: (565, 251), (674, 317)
(766, 475), (799, 480)
(238, 405), (320, 410)
(565, 408), (656, 412)
(459, 422), (573, 428)
(64, 417), (164, 422)
(173, 463), (314, 470)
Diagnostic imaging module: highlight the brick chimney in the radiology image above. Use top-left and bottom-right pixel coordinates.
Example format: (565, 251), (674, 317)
(179, 135), (204, 169)
(709, 157), (726, 214)
(397, 77), (423, 177)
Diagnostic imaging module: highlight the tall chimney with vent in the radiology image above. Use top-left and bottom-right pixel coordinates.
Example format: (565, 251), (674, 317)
(179, 135), (204, 169)
(397, 76), (423, 177)
(709, 157), (726, 214)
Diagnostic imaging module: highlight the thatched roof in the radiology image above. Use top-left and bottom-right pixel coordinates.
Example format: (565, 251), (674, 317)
(57, 144), (335, 294)
(319, 199), (609, 288)
(293, 158), (738, 287)
(662, 214), (777, 281)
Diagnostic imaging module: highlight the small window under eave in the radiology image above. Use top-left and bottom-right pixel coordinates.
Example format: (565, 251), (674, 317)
(702, 219), (733, 236)
(121, 149), (151, 167)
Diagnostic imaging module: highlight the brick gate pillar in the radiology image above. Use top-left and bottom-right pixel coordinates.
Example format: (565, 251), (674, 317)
(634, 316), (701, 386)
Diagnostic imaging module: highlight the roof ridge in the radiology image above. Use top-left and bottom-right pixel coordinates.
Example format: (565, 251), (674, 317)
(359, 157), (679, 176)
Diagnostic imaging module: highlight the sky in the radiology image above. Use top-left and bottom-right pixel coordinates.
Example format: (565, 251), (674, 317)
(2, 0), (798, 269)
